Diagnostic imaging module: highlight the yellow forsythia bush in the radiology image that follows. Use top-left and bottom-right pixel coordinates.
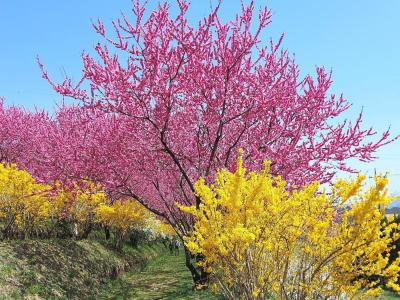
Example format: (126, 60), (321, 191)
(143, 215), (177, 241)
(180, 154), (400, 300)
(0, 164), (161, 243)
(96, 199), (177, 248)
(54, 181), (107, 238)
(153, 221), (177, 239)
(0, 164), (51, 237)
(96, 200), (150, 234)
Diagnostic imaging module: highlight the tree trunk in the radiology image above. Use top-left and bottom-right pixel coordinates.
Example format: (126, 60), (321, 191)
(115, 230), (124, 251)
(129, 230), (140, 248)
(184, 246), (209, 286)
(72, 222), (79, 239)
(80, 222), (93, 239)
(2, 216), (16, 239)
(104, 225), (110, 240)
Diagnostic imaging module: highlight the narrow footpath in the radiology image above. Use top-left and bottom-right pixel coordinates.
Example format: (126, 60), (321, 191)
(94, 248), (217, 300)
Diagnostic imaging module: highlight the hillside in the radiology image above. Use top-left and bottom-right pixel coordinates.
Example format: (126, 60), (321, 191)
(386, 207), (400, 215)
(0, 239), (162, 299)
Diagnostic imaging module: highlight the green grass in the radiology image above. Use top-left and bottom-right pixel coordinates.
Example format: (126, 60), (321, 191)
(0, 239), (162, 299)
(95, 248), (219, 300)
(382, 291), (400, 299)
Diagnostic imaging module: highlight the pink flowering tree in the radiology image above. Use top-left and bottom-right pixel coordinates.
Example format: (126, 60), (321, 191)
(0, 99), (48, 164)
(38, 0), (395, 282)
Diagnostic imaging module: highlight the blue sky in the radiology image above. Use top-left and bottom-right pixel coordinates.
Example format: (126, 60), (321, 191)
(0, 0), (399, 191)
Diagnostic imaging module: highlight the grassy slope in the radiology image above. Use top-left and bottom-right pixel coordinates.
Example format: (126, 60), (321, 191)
(0, 239), (162, 299)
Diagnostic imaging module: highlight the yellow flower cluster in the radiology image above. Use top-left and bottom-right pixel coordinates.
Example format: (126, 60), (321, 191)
(0, 165), (110, 238)
(156, 221), (176, 237)
(0, 163), (52, 236)
(96, 200), (176, 249)
(54, 181), (107, 230)
(180, 155), (400, 299)
(0, 164), (170, 243)
(96, 200), (151, 236)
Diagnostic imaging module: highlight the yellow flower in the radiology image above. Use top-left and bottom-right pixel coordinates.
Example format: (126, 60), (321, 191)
(0, 164), (52, 234)
(179, 154), (400, 299)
